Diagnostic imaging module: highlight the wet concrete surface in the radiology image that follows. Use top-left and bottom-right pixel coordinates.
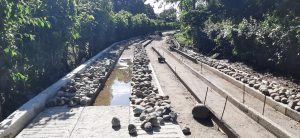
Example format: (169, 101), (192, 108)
(93, 59), (132, 106)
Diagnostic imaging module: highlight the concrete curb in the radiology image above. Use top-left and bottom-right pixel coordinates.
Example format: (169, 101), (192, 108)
(0, 37), (141, 138)
(170, 47), (198, 64)
(201, 62), (300, 122)
(164, 48), (295, 138)
(151, 46), (240, 138)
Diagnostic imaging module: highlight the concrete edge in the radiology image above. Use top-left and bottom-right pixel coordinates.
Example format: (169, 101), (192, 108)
(151, 46), (240, 138)
(201, 63), (300, 122)
(149, 64), (164, 96)
(170, 47), (198, 64)
(164, 48), (295, 138)
(0, 37), (141, 138)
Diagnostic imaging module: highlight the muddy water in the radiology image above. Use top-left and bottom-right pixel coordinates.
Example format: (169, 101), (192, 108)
(93, 59), (132, 106)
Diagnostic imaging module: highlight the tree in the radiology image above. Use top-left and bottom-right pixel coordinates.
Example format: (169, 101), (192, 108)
(159, 8), (177, 22)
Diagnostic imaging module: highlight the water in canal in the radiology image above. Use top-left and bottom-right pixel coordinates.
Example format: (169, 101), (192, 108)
(93, 59), (132, 106)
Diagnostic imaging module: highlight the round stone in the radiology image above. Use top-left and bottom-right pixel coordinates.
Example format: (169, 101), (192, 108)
(128, 124), (137, 135)
(192, 104), (210, 119)
(111, 117), (120, 127)
(144, 122), (153, 132)
(182, 126), (191, 135)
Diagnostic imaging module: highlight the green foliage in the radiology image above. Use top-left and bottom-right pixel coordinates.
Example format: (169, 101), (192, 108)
(159, 8), (177, 22)
(164, 0), (300, 77)
(0, 0), (175, 119)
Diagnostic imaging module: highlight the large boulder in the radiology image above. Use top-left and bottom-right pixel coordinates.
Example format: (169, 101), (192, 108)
(192, 104), (210, 119)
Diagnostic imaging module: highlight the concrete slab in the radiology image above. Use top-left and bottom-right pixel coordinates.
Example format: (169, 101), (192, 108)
(17, 106), (130, 138)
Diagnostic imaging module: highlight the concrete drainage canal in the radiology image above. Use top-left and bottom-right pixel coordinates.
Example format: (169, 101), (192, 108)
(93, 58), (132, 106)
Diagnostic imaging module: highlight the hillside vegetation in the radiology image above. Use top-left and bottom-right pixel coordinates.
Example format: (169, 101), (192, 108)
(167, 0), (300, 77)
(0, 0), (175, 120)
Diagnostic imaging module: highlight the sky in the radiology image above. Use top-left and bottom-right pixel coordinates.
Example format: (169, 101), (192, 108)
(145, 0), (178, 14)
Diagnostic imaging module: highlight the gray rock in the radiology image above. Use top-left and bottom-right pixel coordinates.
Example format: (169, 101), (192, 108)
(157, 117), (164, 125)
(192, 104), (210, 119)
(169, 111), (177, 122)
(133, 105), (144, 116)
(128, 124), (137, 135)
(68, 100), (77, 107)
(146, 107), (154, 113)
(253, 84), (261, 89)
(111, 117), (120, 127)
(281, 98), (288, 104)
(295, 106), (300, 112)
(288, 100), (297, 109)
(182, 127), (191, 135)
(273, 96), (281, 102)
(148, 116), (159, 127)
(144, 122), (153, 132)
(80, 96), (91, 106)
(163, 115), (171, 121)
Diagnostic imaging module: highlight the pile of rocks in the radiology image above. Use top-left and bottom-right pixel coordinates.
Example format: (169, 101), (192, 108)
(170, 39), (300, 112)
(199, 55), (300, 112)
(130, 44), (177, 132)
(46, 46), (125, 107)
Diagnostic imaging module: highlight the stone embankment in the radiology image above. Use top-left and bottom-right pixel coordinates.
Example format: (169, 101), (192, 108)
(45, 45), (125, 107)
(167, 37), (300, 113)
(130, 44), (178, 132)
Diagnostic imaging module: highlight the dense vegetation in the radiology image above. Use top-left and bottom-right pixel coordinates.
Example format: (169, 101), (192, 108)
(0, 0), (175, 120)
(166, 0), (300, 77)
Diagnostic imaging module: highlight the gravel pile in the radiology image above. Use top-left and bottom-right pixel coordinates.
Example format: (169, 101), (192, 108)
(130, 44), (178, 132)
(46, 45), (125, 107)
(169, 37), (300, 112)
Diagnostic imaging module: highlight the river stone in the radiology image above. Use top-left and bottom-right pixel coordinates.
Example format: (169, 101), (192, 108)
(281, 98), (288, 104)
(163, 115), (171, 121)
(288, 100), (297, 109)
(68, 100), (77, 107)
(157, 117), (164, 125)
(248, 80), (255, 87)
(274, 96), (281, 102)
(111, 117), (120, 127)
(146, 107), (154, 113)
(182, 127), (191, 135)
(295, 106), (300, 112)
(128, 124), (137, 135)
(254, 84), (261, 89)
(144, 122), (153, 132)
(80, 96), (91, 106)
(192, 104), (210, 119)
(133, 105), (144, 116)
(149, 116), (159, 127)
(169, 111), (177, 122)
(140, 113), (147, 121)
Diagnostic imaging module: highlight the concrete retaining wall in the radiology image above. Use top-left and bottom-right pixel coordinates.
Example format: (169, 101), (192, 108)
(0, 37), (140, 138)
(165, 48), (295, 138)
(171, 38), (300, 122)
(201, 63), (300, 122)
